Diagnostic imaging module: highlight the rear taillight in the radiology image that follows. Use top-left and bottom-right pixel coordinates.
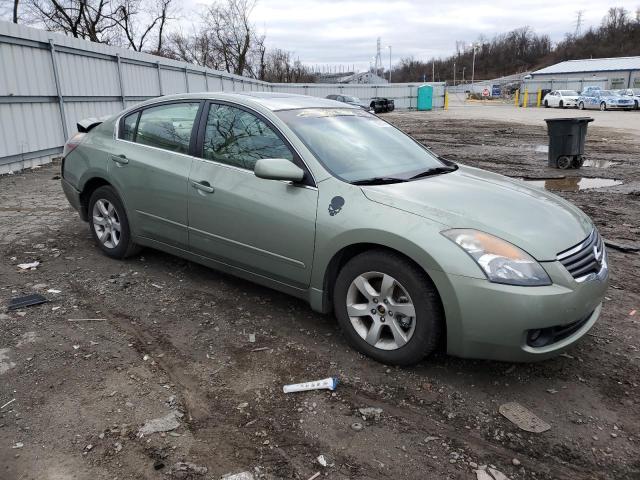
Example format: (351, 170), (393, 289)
(62, 132), (86, 158)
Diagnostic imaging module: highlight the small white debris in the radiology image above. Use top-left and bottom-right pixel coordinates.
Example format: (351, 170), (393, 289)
(85, 444), (93, 451)
(47, 289), (61, 294)
(499, 402), (550, 433)
(221, 472), (255, 480)
(358, 407), (383, 421)
(72, 345), (80, 350)
(17, 261), (40, 270)
(316, 454), (333, 467)
(423, 436), (439, 443)
(512, 458), (521, 466)
(12, 442), (24, 449)
(143, 354), (150, 361)
(1, 398), (16, 410)
(248, 333), (256, 343)
(151, 283), (163, 290)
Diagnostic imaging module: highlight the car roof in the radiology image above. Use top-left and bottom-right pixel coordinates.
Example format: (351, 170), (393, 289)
(131, 91), (358, 112)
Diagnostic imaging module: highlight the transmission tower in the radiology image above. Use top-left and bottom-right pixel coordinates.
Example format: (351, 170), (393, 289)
(574, 10), (583, 36)
(374, 37), (383, 76)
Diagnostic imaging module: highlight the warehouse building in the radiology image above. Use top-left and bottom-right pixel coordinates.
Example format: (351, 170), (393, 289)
(529, 56), (640, 89)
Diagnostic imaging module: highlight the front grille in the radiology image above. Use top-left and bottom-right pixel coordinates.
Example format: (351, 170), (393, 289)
(557, 229), (604, 279)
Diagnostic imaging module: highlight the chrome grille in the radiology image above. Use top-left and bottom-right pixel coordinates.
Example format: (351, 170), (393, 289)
(557, 229), (604, 280)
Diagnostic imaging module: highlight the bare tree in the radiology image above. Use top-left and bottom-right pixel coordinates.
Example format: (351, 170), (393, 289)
(26, 0), (117, 41)
(112, 0), (173, 53)
(206, 0), (260, 76)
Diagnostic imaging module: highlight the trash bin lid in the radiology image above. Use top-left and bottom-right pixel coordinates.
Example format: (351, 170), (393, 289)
(544, 117), (594, 123)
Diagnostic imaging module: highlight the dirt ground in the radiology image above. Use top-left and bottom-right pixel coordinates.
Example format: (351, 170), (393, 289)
(1, 111), (639, 480)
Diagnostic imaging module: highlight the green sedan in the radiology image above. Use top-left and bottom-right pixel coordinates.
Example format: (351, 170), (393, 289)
(61, 92), (608, 365)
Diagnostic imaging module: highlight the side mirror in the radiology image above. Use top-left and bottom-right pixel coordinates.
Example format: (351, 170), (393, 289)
(254, 158), (305, 183)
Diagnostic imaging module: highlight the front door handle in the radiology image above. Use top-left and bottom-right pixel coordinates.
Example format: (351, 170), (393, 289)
(111, 154), (129, 165)
(191, 181), (215, 193)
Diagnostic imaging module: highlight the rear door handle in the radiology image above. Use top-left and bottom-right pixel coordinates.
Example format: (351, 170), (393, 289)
(111, 154), (129, 165)
(191, 181), (215, 193)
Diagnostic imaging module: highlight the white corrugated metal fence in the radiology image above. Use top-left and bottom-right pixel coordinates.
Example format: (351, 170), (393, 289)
(0, 21), (444, 173)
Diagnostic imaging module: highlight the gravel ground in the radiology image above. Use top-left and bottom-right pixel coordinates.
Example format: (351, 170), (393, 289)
(1, 111), (639, 480)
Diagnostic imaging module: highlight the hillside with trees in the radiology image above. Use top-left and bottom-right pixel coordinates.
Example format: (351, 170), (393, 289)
(390, 7), (640, 83)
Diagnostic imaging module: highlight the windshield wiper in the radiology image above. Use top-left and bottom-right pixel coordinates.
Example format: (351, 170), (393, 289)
(408, 165), (458, 180)
(351, 177), (408, 185)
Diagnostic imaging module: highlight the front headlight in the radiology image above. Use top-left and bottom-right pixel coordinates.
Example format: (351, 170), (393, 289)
(442, 229), (551, 286)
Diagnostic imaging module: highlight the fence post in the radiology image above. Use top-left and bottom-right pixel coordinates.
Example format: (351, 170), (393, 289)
(115, 53), (126, 108)
(444, 89), (449, 110)
(184, 67), (190, 93)
(514, 89), (520, 107)
(156, 62), (163, 95)
(48, 39), (68, 139)
(536, 89), (542, 108)
(523, 89), (529, 108)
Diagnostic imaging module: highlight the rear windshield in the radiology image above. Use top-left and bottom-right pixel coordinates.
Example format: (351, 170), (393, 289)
(559, 90), (578, 95)
(276, 108), (443, 182)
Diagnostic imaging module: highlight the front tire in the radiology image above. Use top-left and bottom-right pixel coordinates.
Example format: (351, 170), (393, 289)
(544, 100), (549, 108)
(600, 102), (606, 111)
(559, 100), (564, 108)
(578, 102), (585, 110)
(88, 186), (140, 259)
(333, 250), (443, 365)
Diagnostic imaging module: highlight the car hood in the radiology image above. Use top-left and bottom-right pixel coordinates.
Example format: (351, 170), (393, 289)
(361, 165), (593, 261)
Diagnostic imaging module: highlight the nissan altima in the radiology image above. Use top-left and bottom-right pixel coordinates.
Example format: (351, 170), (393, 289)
(61, 92), (608, 365)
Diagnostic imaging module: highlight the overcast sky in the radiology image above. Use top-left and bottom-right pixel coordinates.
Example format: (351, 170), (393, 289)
(194, 1), (638, 70)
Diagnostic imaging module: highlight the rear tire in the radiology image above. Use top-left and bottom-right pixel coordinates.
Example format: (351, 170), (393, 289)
(559, 100), (564, 108)
(88, 186), (141, 259)
(544, 100), (549, 108)
(333, 250), (443, 366)
(599, 102), (606, 111)
(578, 102), (585, 110)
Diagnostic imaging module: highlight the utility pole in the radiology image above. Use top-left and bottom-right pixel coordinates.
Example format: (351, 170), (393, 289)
(388, 45), (392, 83)
(462, 66), (465, 82)
(432, 61), (435, 82)
(471, 43), (478, 85)
(453, 62), (456, 86)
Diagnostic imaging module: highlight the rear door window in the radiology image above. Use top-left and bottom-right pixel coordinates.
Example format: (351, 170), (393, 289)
(134, 102), (200, 154)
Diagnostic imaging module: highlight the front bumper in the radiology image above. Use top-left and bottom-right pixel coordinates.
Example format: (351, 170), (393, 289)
(431, 254), (609, 362)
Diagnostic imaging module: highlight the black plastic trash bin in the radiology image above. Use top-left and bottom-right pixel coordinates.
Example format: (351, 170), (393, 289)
(544, 117), (594, 169)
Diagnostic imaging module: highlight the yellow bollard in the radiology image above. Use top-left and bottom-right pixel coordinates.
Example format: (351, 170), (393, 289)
(514, 89), (520, 108)
(444, 91), (449, 110)
(523, 89), (529, 108)
(536, 89), (542, 108)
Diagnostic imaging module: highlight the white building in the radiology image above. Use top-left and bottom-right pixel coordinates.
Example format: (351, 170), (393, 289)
(530, 56), (640, 89)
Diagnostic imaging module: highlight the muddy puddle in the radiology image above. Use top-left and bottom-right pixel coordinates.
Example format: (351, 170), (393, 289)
(523, 177), (623, 192)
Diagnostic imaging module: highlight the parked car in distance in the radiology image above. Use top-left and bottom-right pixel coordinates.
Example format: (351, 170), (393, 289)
(61, 92), (608, 365)
(370, 97), (395, 113)
(578, 89), (635, 111)
(325, 94), (370, 111)
(543, 90), (579, 108)
(615, 88), (640, 109)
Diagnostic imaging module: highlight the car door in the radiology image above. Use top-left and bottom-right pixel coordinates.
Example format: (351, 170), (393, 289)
(110, 101), (202, 250)
(187, 102), (318, 289)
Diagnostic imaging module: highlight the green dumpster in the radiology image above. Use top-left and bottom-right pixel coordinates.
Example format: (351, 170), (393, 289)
(417, 85), (433, 111)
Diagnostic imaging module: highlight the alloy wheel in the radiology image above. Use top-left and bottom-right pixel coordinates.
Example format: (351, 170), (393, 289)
(92, 199), (121, 249)
(345, 271), (416, 350)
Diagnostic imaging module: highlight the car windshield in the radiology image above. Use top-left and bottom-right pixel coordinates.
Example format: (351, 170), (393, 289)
(559, 90), (578, 95)
(343, 96), (360, 102)
(599, 90), (615, 96)
(276, 108), (444, 182)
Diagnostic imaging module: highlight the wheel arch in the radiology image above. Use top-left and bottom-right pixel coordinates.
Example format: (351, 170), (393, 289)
(319, 242), (448, 349)
(78, 177), (113, 221)
(320, 243), (445, 311)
